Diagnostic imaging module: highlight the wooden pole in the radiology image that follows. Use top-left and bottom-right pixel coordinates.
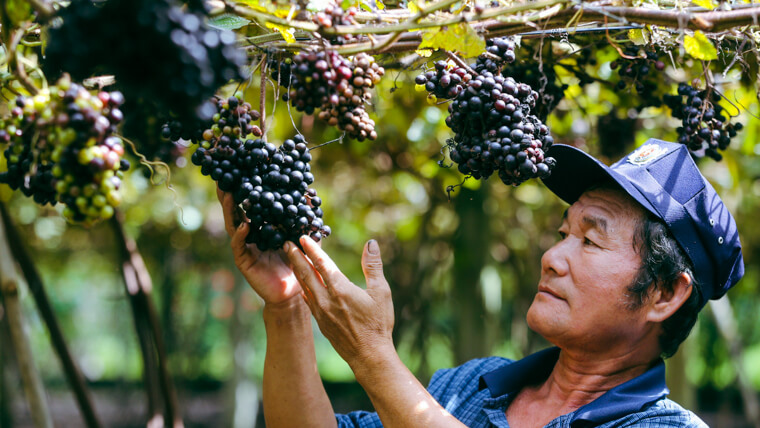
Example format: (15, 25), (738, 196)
(0, 205), (52, 428)
(0, 202), (102, 428)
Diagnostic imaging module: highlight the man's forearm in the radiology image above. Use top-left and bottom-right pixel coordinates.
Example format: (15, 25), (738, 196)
(352, 346), (467, 428)
(262, 298), (337, 428)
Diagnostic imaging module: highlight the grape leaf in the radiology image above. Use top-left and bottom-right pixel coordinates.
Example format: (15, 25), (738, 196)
(683, 31), (718, 61)
(208, 13), (251, 30)
(418, 23), (485, 58)
(628, 28), (649, 45)
(236, 0), (271, 12)
(265, 23), (296, 43)
(692, 0), (717, 10)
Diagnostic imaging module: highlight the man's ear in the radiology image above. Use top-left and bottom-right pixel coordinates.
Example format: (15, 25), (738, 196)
(646, 272), (693, 323)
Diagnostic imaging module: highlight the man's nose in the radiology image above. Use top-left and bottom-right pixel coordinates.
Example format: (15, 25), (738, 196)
(541, 238), (569, 277)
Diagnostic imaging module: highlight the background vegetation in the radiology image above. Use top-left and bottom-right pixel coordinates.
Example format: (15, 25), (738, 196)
(1, 0), (760, 427)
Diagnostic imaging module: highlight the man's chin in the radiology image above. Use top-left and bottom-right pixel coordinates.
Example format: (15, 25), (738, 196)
(526, 299), (565, 339)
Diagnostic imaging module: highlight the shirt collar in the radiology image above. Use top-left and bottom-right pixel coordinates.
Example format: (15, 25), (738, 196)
(478, 347), (670, 426)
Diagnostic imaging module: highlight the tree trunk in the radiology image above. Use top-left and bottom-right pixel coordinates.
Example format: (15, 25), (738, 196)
(451, 185), (489, 364)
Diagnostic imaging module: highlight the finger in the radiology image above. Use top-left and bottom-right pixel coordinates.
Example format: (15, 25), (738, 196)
(299, 236), (346, 290)
(362, 239), (391, 299)
(220, 192), (246, 237)
(230, 220), (254, 262)
(220, 191), (237, 236)
(285, 241), (329, 303)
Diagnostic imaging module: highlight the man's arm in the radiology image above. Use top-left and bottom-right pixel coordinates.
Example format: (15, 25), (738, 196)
(261, 298), (336, 428)
(285, 237), (467, 428)
(218, 190), (336, 427)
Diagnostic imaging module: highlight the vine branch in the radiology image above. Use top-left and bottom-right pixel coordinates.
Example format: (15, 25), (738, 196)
(237, 2), (760, 56)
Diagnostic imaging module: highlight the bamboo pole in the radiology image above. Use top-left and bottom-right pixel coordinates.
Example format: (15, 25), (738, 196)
(0, 205), (52, 428)
(0, 202), (102, 428)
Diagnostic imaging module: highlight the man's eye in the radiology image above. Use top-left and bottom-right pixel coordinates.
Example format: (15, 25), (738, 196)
(558, 231), (567, 239)
(584, 237), (597, 247)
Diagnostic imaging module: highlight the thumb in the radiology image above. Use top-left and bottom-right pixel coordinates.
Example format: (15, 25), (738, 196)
(362, 239), (390, 297)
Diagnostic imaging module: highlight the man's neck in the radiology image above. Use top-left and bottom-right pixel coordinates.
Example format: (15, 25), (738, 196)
(541, 347), (657, 408)
(506, 345), (660, 428)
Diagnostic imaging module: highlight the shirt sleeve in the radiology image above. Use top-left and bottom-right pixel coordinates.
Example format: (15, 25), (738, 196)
(335, 357), (512, 427)
(335, 410), (383, 428)
(615, 399), (710, 427)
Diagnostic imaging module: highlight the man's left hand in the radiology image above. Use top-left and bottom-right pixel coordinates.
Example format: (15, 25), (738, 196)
(285, 237), (395, 369)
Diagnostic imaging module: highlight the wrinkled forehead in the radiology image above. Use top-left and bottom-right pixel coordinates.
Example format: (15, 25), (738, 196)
(564, 185), (648, 229)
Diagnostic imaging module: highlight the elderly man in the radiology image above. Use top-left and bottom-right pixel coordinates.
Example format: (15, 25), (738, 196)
(217, 138), (743, 427)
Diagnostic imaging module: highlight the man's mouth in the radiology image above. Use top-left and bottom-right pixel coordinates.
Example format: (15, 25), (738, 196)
(537, 284), (564, 300)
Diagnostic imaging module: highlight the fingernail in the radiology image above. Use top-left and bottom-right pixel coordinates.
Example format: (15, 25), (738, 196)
(283, 242), (292, 251)
(238, 222), (245, 230)
(368, 239), (379, 255)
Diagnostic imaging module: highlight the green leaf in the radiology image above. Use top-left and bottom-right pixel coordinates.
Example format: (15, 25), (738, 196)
(418, 23), (485, 59)
(628, 28), (648, 45)
(5, 0), (33, 26)
(683, 31), (717, 61)
(692, 0), (717, 10)
(207, 13), (251, 30)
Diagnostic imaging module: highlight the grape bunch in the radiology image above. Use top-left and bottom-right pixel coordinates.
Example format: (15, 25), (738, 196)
(272, 50), (384, 141)
(413, 36), (517, 103)
(312, 1), (359, 45)
(663, 83), (743, 161)
(0, 76), (128, 225)
(414, 60), (472, 101)
(415, 37), (556, 185)
(474, 37), (517, 74)
(189, 95), (330, 250)
(445, 73), (555, 184)
(43, 0), (246, 124)
(610, 47), (666, 109)
(597, 110), (638, 160)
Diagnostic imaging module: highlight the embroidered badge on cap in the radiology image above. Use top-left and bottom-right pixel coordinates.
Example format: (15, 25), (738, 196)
(627, 144), (668, 166)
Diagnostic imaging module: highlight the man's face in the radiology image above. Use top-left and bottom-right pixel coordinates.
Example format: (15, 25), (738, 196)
(526, 187), (651, 354)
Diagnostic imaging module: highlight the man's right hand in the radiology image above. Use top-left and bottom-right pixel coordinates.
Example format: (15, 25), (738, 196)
(217, 188), (301, 306)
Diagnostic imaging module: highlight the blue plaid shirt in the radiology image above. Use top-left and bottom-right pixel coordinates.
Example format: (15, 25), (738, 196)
(336, 347), (707, 427)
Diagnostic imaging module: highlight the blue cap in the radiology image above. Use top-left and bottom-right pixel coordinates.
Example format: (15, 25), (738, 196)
(542, 139), (744, 308)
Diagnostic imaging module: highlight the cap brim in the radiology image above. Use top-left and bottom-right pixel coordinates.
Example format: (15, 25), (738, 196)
(541, 145), (658, 217)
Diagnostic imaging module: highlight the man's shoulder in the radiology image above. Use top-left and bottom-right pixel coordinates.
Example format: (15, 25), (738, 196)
(610, 397), (709, 427)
